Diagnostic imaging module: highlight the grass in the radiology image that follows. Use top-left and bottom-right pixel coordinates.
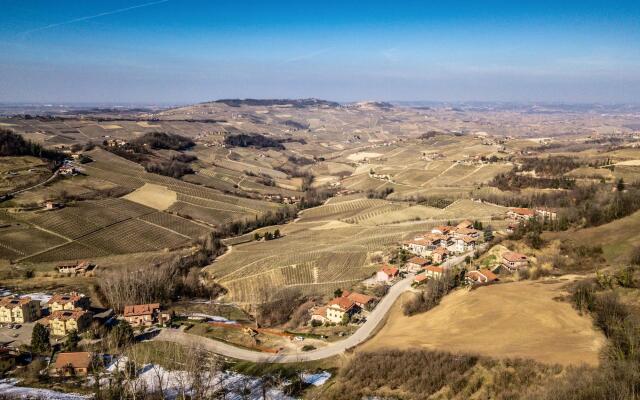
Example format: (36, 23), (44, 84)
(362, 279), (605, 366)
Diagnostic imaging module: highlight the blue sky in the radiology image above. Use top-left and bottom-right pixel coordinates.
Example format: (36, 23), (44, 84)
(1, 1), (639, 104)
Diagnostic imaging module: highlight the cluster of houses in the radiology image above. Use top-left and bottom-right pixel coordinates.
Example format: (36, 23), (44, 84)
(0, 289), (173, 378)
(55, 261), (97, 276)
(310, 290), (377, 325)
(401, 220), (481, 264)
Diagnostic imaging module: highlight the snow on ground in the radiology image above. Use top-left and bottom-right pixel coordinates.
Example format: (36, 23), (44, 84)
(186, 313), (237, 324)
(0, 288), (52, 305)
(104, 357), (330, 400)
(302, 371), (332, 386)
(0, 379), (90, 399)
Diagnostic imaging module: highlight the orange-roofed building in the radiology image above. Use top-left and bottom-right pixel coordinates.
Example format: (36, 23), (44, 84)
(425, 265), (444, 279)
(340, 290), (376, 309)
(376, 265), (399, 282)
(507, 208), (535, 221)
(405, 256), (430, 273)
(48, 292), (90, 312)
(502, 252), (529, 272)
(0, 296), (41, 324)
(326, 297), (357, 323)
(414, 274), (428, 284)
(123, 303), (170, 327)
(467, 269), (498, 284)
(51, 352), (96, 376)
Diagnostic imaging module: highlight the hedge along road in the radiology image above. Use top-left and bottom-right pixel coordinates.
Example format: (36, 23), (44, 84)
(153, 250), (474, 363)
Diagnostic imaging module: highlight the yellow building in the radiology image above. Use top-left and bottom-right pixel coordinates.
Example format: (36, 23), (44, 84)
(0, 296), (41, 323)
(48, 292), (90, 313)
(48, 309), (93, 336)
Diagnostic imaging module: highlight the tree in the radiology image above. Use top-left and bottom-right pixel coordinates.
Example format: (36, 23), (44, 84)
(64, 329), (81, 351)
(264, 232), (273, 241)
(253, 232), (261, 241)
(274, 229), (281, 238)
(334, 288), (343, 298)
(109, 320), (134, 349)
(483, 226), (494, 242)
(31, 323), (51, 354)
(617, 178), (625, 192)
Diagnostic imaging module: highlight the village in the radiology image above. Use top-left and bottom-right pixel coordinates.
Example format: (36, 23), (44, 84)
(0, 203), (544, 392)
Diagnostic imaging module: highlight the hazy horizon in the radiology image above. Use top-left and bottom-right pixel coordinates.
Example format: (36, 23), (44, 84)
(1, 1), (639, 104)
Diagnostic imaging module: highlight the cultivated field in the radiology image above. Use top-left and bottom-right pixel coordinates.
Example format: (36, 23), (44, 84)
(361, 279), (605, 366)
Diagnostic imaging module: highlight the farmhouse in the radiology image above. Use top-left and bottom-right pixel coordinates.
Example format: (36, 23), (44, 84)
(376, 265), (399, 282)
(502, 252), (529, 272)
(51, 352), (95, 376)
(467, 269), (498, 284)
(452, 226), (480, 239)
(56, 261), (96, 276)
(48, 292), (90, 312)
(46, 309), (93, 336)
(123, 303), (170, 327)
(405, 256), (430, 273)
(0, 296), (41, 323)
(456, 220), (474, 229)
(507, 208), (535, 221)
(340, 290), (376, 309)
(326, 297), (358, 323)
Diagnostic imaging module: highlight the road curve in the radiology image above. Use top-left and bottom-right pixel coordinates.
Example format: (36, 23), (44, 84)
(153, 250), (476, 363)
(154, 275), (415, 363)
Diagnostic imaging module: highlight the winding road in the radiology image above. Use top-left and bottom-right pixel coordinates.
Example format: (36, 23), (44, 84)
(151, 248), (476, 363)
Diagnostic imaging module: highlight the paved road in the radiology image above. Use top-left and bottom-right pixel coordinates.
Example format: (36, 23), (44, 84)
(154, 275), (415, 363)
(153, 249), (477, 363)
(7, 170), (58, 196)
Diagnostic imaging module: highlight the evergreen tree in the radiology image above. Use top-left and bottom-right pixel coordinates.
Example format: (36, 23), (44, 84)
(483, 226), (494, 242)
(109, 321), (134, 349)
(617, 178), (625, 192)
(31, 323), (51, 354)
(274, 229), (281, 238)
(64, 329), (81, 351)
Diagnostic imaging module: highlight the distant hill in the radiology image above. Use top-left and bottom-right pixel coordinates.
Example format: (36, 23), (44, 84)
(212, 98), (340, 108)
(347, 101), (394, 110)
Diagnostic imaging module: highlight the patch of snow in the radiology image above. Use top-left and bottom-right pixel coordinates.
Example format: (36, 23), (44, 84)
(0, 379), (90, 399)
(186, 313), (237, 324)
(302, 371), (332, 386)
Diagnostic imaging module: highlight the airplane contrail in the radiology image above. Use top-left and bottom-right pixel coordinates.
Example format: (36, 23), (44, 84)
(19, 0), (170, 36)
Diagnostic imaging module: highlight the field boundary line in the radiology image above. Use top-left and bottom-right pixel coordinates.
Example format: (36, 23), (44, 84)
(136, 218), (192, 240)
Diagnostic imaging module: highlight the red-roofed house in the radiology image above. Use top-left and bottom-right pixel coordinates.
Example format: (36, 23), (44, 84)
(467, 269), (498, 284)
(341, 290), (376, 309)
(424, 265), (444, 279)
(414, 274), (428, 284)
(376, 266), (399, 282)
(507, 208), (535, 221)
(326, 297), (357, 323)
(405, 256), (430, 273)
(502, 252), (529, 272)
(51, 352), (96, 376)
(123, 303), (170, 327)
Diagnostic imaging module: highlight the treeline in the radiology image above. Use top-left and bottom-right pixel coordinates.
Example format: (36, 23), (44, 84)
(0, 129), (65, 163)
(224, 133), (285, 149)
(134, 131), (194, 150)
(491, 172), (575, 190)
(216, 206), (298, 237)
(144, 159), (194, 179)
(520, 156), (580, 176)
